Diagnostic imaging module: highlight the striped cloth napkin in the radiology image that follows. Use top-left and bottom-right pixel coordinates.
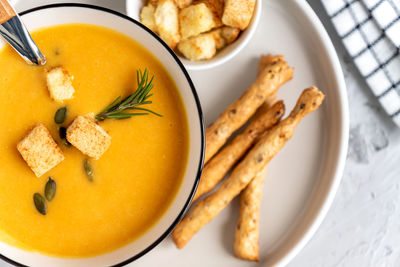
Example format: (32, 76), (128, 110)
(321, 0), (400, 126)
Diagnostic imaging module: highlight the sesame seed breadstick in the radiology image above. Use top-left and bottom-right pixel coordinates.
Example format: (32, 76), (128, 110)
(172, 87), (325, 248)
(231, 58), (284, 258)
(234, 167), (266, 261)
(258, 54), (284, 75)
(193, 101), (284, 201)
(258, 54), (283, 105)
(204, 55), (293, 164)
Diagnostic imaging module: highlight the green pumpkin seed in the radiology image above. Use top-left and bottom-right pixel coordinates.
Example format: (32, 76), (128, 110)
(59, 127), (67, 139)
(59, 127), (71, 147)
(54, 107), (67, 124)
(45, 177), (56, 201)
(33, 193), (47, 215)
(84, 159), (94, 182)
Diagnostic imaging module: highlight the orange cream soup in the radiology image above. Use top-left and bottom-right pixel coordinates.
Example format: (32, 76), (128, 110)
(0, 24), (188, 257)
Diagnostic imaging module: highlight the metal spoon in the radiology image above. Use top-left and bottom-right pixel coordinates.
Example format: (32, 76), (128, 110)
(0, 0), (46, 65)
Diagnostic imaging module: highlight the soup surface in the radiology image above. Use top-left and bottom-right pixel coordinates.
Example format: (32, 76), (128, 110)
(0, 24), (188, 257)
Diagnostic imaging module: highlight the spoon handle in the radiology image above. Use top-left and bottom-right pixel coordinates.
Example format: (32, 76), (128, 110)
(0, 0), (46, 65)
(0, 0), (16, 24)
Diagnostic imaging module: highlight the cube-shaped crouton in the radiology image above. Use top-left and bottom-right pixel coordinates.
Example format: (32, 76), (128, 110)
(209, 28), (225, 50)
(46, 67), (75, 102)
(221, 26), (240, 44)
(140, 4), (157, 32)
(222, 0), (256, 30)
(174, 0), (192, 9)
(178, 32), (217, 60)
(17, 123), (64, 177)
(155, 0), (181, 48)
(66, 115), (111, 160)
(179, 3), (221, 39)
(208, 26), (240, 50)
(148, 0), (159, 5)
(201, 0), (225, 18)
(178, 25), (241, 60)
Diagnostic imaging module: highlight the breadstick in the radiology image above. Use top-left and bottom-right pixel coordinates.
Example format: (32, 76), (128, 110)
(258, 54), (284, 75)
(258, 54), (283, 105)
(193, 101), (284, 201)
(234, 167), (266, 261)
(204, 55), (293, 163)
(172, 87), (325, 248)
(231, 59), (283, 258)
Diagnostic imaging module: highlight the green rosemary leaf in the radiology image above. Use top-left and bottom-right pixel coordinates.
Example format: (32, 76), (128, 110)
(131, 107), (163, 117)
(138, 84), (153, 103)
(100, 96), (122, 114)
(106, 113), (149, 119)
(106, 113), (133, 119)
(143, 94), (153, 101)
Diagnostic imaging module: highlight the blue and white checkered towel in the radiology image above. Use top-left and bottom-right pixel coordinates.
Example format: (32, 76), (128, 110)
(322, 0), (400, 126)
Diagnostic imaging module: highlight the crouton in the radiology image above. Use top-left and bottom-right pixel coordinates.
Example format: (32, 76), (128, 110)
(178, 25), (241, 60)
(17, 123), (64, 177)
(200, 0), (225, 18)
(175, 0), (192, 9)
(66, 115), (111, 160)
(179, 3), (221, 39)
(221, 26), (240, 44)
(148, 0), (159, 5)
(209, 28), (225, 49)
(222, 0), (256, 30)
(178, 32), (217, 60)
(46, 67), (75, 102)
(207, 26), (241, 50)
(155, 0), (181, 49)
(140, 4), (157, 32)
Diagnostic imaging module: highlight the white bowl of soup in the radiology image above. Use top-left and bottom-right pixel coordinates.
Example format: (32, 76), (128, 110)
(0, 3), (204, 266)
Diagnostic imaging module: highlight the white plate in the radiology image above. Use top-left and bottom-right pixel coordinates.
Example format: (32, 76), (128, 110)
(128, 1), (349, 266)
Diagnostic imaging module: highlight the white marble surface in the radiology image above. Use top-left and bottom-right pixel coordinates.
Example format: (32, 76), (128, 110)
(2, 0), (399, 266)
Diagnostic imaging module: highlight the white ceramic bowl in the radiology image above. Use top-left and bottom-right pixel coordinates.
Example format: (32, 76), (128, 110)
(0, 4), (204, 267)
(126, 0), (262, 71)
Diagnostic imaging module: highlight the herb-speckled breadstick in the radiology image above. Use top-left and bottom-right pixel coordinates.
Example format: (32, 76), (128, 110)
(204, 55), (293, 164)
(257, 55), (283, 105)
(172, 87), (325, 248)
(234, 167), (266, 261)
(231, 56), (286, 259)
(193, 101), (284, 201)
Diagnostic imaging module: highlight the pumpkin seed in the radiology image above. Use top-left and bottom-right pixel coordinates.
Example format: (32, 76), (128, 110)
(59, 127), (67, 139)
(84, 159), (94, 182)
(45, 177), (56, 201)
(33, 193), (47, 215)
(59, 127), (71, 147)
(54, 107), (67, 124)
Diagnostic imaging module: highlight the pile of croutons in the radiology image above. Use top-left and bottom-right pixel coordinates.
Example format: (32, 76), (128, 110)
(140, 0), (256, 61)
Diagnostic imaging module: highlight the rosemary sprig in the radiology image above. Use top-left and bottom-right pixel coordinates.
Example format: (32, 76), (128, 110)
(95, 68), (162, 121)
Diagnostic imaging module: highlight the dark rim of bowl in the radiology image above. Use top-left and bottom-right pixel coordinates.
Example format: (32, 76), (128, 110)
(0, 3), (204, 267)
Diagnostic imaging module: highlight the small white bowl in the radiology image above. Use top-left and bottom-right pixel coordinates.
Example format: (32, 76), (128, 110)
(0, 3), (204, 266)
(126, 0), (262, 71)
